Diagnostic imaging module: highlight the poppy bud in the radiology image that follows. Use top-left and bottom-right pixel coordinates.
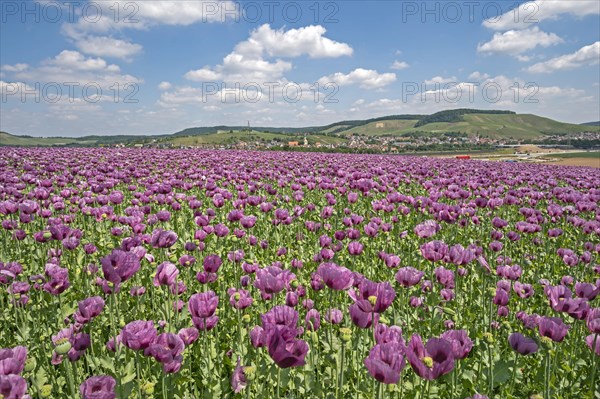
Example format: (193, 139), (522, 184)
(540, 336), (553, 349)
(40, 385), (53, 398)
(54, 338), (72, 355)
(24, 357), (36, 372)
(142, 382), (155, 396)
(483, 332), (494, 345)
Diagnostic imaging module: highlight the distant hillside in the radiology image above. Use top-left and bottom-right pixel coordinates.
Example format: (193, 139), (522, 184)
(1, 110), (598, 147)
(414, 109), (515, 127)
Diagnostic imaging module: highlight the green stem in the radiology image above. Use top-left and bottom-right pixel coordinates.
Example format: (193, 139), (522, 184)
(545, 350), (551, 399)
(109, 291), (122, 398)
(590, 334), (598, 396)
(64, 360), (77, 399)
(509, 353), (518, 397)
(277, 366), (281, 398)
(338, 342), (345, 399)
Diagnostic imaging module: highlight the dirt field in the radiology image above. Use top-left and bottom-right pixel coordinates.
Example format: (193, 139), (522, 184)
(545, 158), (600, 168)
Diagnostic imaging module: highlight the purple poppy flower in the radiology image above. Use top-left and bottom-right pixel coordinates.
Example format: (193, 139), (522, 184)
(420, 241), (449, 262)
(179, 254), (196, 267)
(231, 357), (248, 393)
(0, 374), (28, 399)
(74, 296), (105, 325)
(349, 300), (379, 329)
(228, 288), (253, 310)
(375, 324), (405, 346)
(576, 283), (600, 301)
(153, 262), (179, 287)
(395, 267), (424, 287)
(406, 334), (455, 380)
(538, 317), (569, 342)
(130, 286), (146, 296)
(121, 320), (157, 351)
(414, 220), (440, 238)
(189, 292), (219, 331)
(101, 250), (140, 285)
(348, 241), (364, 256)
(42, 263), (70, 295)
(350, 279), (396, 313)
(150, 229), (178, 248)
(253, 266), (286, 295)
(250, 326), (266, 348)
(493, 289), (510, 306)
(513, 282), (534, 299)
(240, 216), (256, 229)
(266, 328), (308, 369)
(440, 330), (473, 360)
(79, 375), (116, 399)
(261, 306), (302, 341)
(317, 263), (354, 291)
(435, 267), (455, 289)
(196, 271), (218, 285)
(587, 308), (600, 334)
(214, 223), (230, 237)
(508, 333), (538, 355)
(325, 309), (343, 324)
(305, 309), (321, 331)
(0, 346), (27, 376)
(447, 244), (475, 266)
(178, 327), (199, 346)
(586, 334), (600, 356)
(146, 333), (185, 373)
(364, 342), (406, 384)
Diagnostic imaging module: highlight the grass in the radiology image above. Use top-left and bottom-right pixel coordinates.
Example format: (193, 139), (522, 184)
(398, 114), (598, 139)
(0, 132), (90, 146)
(336, 120), (419, 136)
(322, 114), (599, 140)
(540, 151), (600, 159)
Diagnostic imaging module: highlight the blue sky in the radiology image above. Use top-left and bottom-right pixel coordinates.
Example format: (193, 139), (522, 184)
(1, 0), (599, 136)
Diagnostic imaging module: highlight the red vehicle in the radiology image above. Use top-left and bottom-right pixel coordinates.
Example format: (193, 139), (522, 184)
(456, 155), (471, 160)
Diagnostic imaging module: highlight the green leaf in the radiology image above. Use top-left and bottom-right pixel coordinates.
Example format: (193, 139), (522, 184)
(33, 367), (48, 390)
(99, 356), (116, 373)
(493, 360), (513, 387)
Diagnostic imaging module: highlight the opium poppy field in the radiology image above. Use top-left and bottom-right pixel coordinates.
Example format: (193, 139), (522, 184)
(1, 148), (599, 399)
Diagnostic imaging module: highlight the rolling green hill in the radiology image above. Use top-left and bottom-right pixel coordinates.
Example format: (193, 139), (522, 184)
(1, 110), (598, 147)
(321, 113), (598, 140)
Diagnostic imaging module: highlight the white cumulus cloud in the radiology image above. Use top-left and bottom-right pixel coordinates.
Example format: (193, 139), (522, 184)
(483, 0), (599, 31)
(527, 41), (600, 73)
(319, 68), (396, 90)
(477, 27), (562, 56)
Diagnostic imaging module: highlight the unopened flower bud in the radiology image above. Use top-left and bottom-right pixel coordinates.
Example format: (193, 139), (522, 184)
(483, 332), (494, 345)
(540, 336), (553, 349)
(23, 357), (36, 372)
(142, 382), (155, 396)
(40, 385), (53, 398)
